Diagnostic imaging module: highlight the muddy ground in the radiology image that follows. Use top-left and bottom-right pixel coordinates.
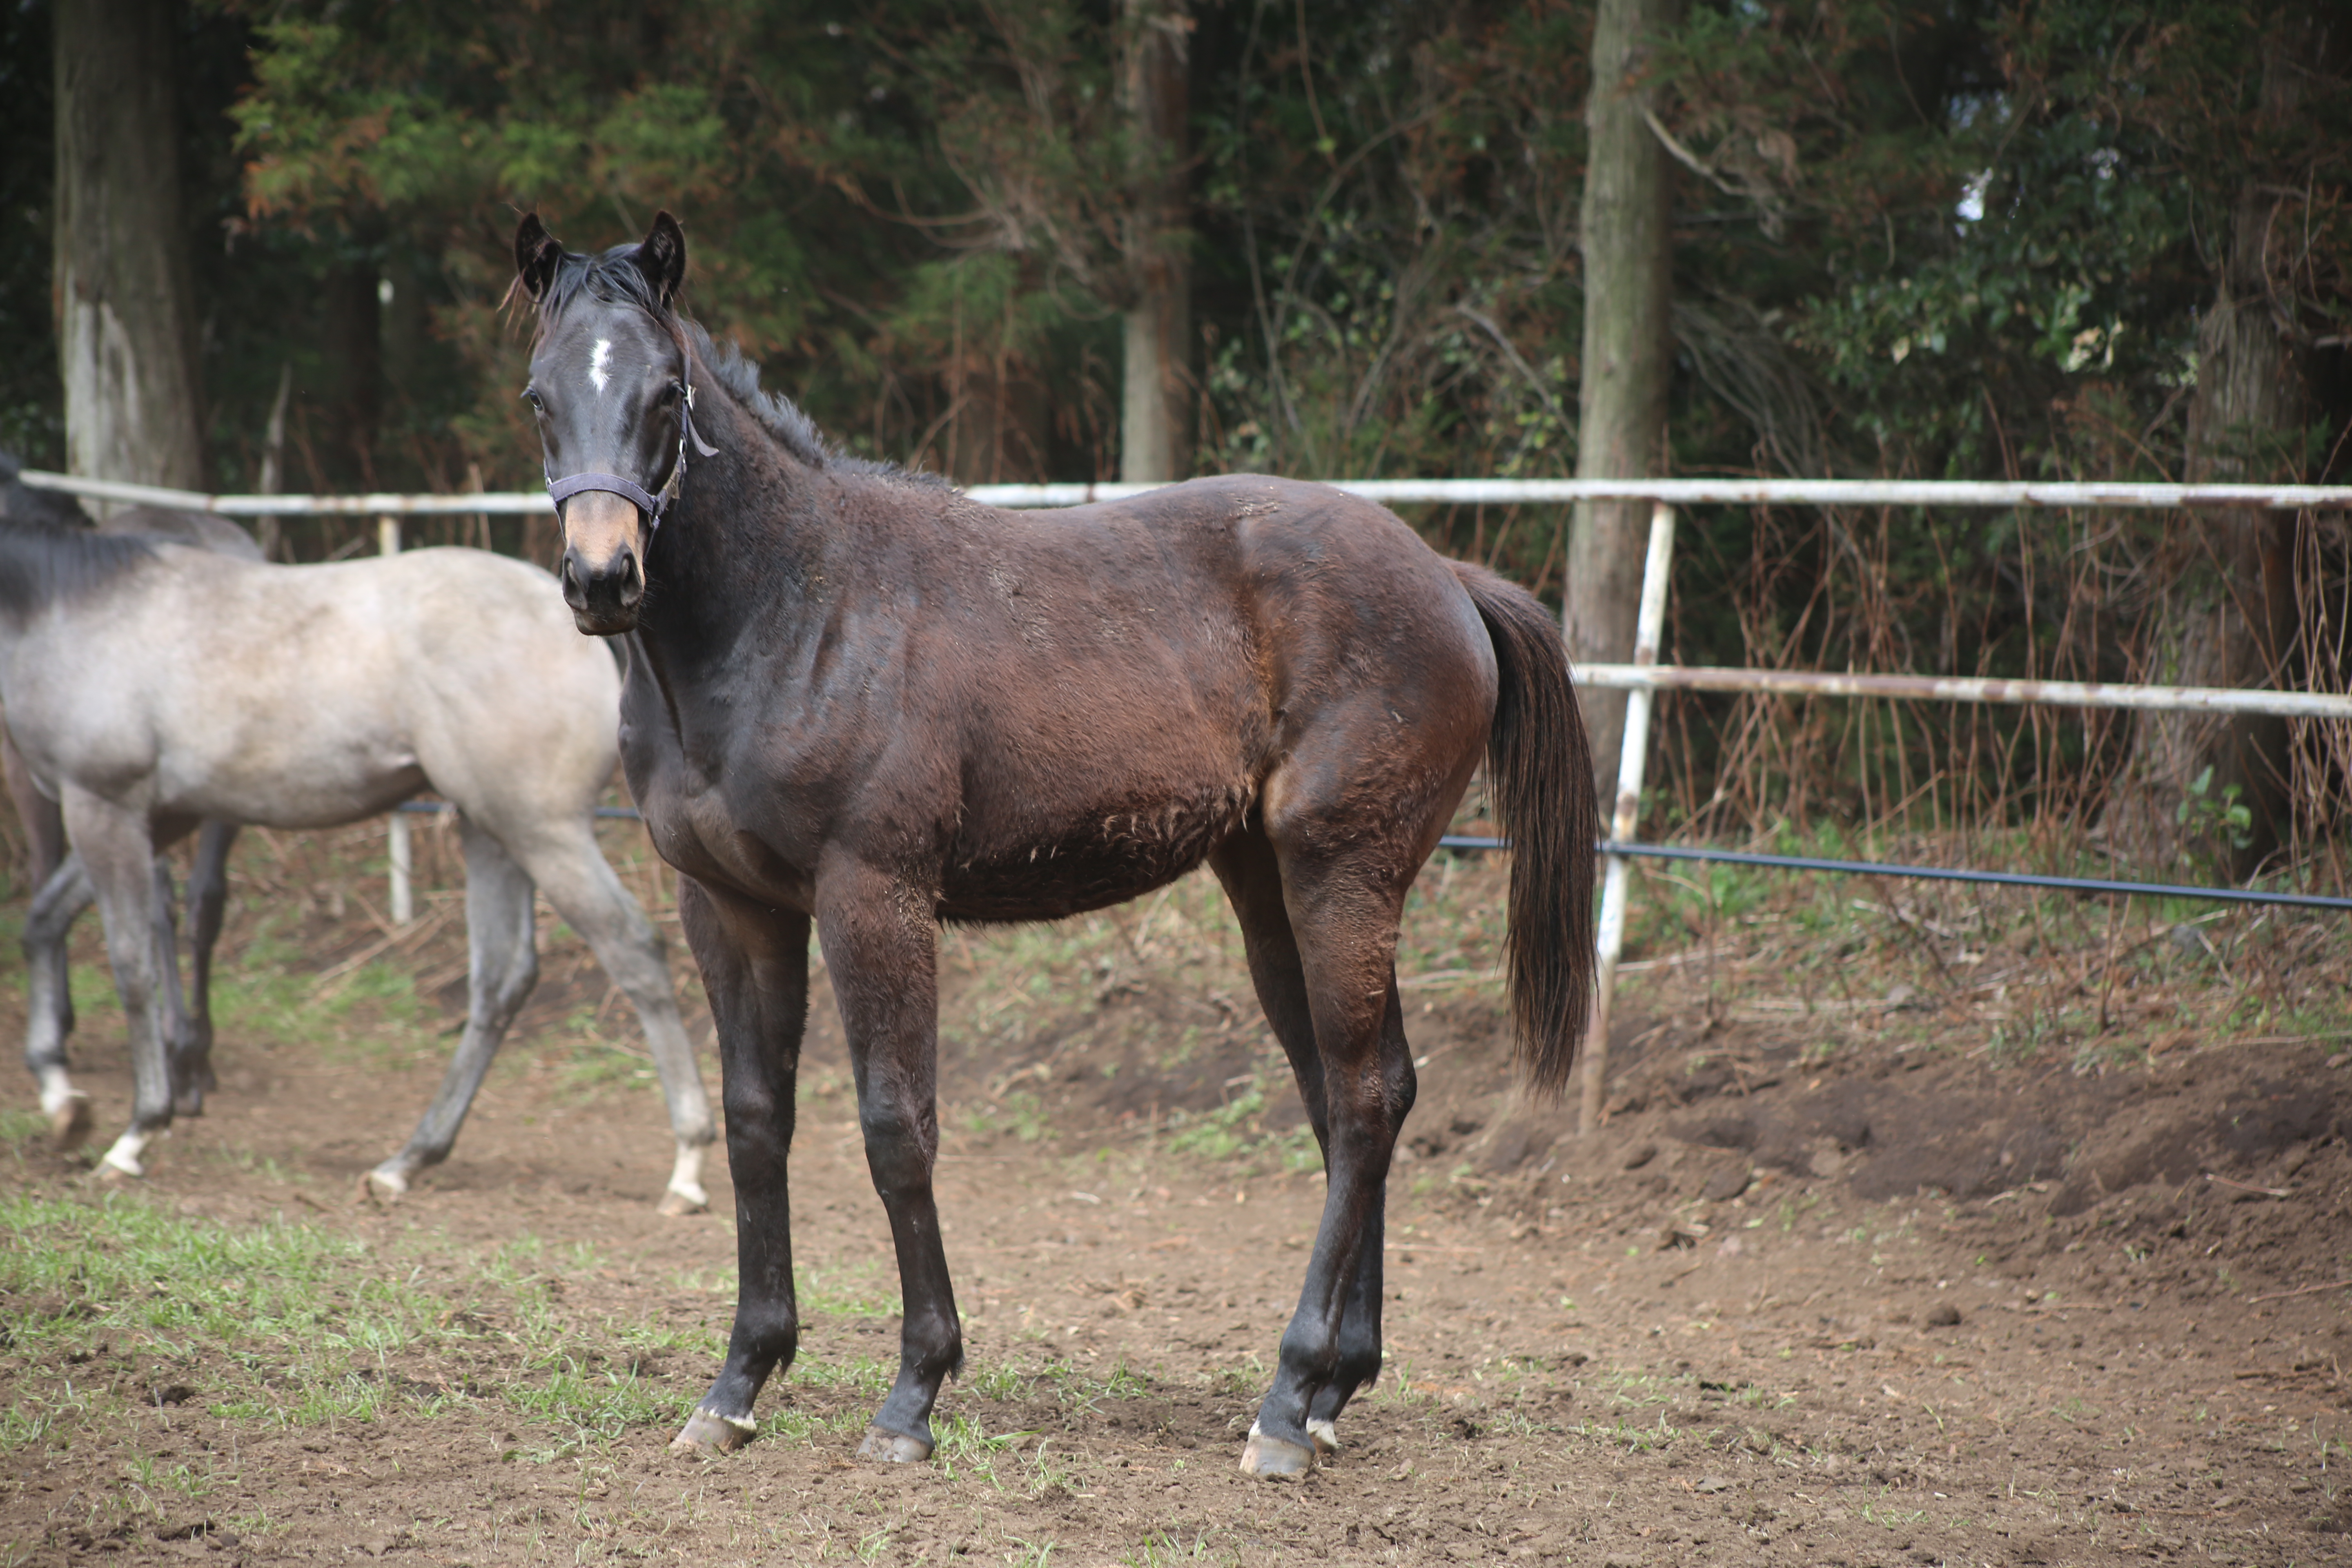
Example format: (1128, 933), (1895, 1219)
(4, 834), (2352, 1567)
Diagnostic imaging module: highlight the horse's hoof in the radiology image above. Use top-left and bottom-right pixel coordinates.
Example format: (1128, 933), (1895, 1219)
(1307, 1418), (1340, 1457)
(856, 1425), (933, 1464)
(670, 1408), (756, 1457)
(49, 1093), (92, 1149)
(96, 1131), (149, 1180)
(1238, 1421), (1316, 1479)
(656, 1186), (709, 1218)
(362, 1166), (410, 1204)
(94, 1159), (139, 1185)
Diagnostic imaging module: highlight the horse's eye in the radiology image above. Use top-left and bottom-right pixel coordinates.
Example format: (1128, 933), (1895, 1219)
(521, 387), (544, 411)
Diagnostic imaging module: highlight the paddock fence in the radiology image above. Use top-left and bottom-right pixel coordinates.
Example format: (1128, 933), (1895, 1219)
(23, 467), (2352, 1131)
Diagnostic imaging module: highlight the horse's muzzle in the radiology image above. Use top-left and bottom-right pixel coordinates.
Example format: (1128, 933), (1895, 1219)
(561, 542), (643, 635)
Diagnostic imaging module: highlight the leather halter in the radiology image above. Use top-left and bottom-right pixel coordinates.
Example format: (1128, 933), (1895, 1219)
(546, 383), (720, 533)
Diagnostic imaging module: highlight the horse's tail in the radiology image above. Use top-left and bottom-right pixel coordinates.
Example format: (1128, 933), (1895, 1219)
(1449, 560), (1598, 1097)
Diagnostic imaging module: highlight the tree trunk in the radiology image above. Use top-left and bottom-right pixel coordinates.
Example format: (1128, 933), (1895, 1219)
(53, 0), (205, 499)
(2107, 9), (2314, 873)
(1568, 0), (1678, 800)
(1118, 0), (1192, 485)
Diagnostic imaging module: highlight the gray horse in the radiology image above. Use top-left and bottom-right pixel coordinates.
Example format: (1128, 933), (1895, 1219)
(2, 462), (268, 1147)
(0, 500), (716, 1209)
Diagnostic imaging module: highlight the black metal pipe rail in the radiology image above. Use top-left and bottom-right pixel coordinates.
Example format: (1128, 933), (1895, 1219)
(1437, 835), (2352, 912)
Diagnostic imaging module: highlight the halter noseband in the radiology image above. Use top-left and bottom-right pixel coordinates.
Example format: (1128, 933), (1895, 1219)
(546, 383), (720, 533)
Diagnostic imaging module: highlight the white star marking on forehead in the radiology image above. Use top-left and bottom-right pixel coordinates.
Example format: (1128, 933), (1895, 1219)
(590, 338), (612, 394)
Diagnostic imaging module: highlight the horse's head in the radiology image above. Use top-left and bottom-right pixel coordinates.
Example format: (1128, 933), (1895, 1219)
(513, 211), (712, 636)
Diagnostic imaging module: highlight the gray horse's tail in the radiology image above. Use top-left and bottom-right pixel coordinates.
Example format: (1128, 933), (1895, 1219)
(1449, 561), (1598, 1097)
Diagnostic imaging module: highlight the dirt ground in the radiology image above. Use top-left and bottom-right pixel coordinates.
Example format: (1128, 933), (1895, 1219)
(5, 834), (2352, 1567)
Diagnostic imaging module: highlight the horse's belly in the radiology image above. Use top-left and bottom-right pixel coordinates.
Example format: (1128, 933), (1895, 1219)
(939, 782), (1253, 921)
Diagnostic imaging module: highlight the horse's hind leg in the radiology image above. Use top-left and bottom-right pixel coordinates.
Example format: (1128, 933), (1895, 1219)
(21, 854), (96, 1145)
(670, 878), (810, 1456)
(169, 822), (239, 1116)
(10, 736), (91, 1143)
(1211, 830), (1414, 1466)
(60, 787), (176, 1177)
(505, 824), (715, 1214)
(368, 817), (537, 1199)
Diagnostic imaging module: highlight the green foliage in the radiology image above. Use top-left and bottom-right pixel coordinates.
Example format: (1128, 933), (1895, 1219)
(2175, 766), (2254, 855)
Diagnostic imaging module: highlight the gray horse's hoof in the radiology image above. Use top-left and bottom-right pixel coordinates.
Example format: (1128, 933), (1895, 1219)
(50, 1093), (92, 1149)
(670, 1408), (756, 1457)
(857, 1425), (933, 1463)
(361, 1166), (410, 1204)
(655, 1187), (709, 1218)
(1239, 1422), (1316, 1478)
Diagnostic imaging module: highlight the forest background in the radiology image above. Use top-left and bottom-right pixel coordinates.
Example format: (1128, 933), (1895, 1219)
(8, 0), (2352, 875)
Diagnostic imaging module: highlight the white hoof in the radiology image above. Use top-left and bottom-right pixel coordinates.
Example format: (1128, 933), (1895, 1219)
(48, 1092), (94, 1149)
(98, 1130), (149, 1179)
(662, 1144), (709, 1216)
(1307, 1418), (1340, 1457)
(364, 1165), (411, 1202)
(38, 1072), (92, 1148)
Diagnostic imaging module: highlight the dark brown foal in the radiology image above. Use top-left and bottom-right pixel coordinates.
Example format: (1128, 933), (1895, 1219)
(511, 212), (1596, 1477)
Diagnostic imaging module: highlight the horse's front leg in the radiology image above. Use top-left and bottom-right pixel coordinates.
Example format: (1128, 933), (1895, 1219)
(819, 856), (960, 1462)
(671, 877), (811, 1456)
(60, 787), (174, 1178)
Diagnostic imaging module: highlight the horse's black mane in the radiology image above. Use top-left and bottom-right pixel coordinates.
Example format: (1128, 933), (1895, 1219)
(535, 244), (945, 486)
(0, 454), (154, 617)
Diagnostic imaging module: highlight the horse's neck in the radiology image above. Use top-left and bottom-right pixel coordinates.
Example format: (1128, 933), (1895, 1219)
(0, 526), (152, 635)
(641, 387), (831, 662)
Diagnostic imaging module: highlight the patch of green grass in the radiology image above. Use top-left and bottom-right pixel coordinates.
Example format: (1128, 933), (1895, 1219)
(504, 1356), (674, 1449)
(0, 1190), (718, 1453)
(784, 1352), (895, 1402)
(798, 1258), (896, 1320)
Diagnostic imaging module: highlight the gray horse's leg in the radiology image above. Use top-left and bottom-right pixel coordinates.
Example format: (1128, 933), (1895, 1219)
(506, 822), (715, 1214)
(22, 855), (96, 1145)
(148, 855), (196, 1096)
(367, 816), (537, 1198)
(169, 821), (239, 1116)
(8, 734), (89, 1142)
(59, 787), (175, 1178)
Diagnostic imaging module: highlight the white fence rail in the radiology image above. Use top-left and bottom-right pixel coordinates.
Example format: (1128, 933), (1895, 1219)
(18, 467), (2352, 514)
(27, 465), (2352, 1134)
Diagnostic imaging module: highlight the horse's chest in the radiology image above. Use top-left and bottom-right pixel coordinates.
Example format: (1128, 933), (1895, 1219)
(620, 715), (811, 906)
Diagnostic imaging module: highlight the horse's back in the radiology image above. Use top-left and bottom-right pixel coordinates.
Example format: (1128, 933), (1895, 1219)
(20, 544), (615, 829)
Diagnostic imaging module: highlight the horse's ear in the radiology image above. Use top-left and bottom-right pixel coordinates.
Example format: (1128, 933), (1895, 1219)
(634, 211), (686, 308)
(514, 214), (562, 303)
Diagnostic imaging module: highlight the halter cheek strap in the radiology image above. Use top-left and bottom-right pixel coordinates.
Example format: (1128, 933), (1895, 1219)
(546, 384), (721, 533)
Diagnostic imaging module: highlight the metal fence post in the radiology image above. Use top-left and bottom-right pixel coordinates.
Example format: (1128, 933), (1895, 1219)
(379, 514), (412, 927)
(1580, 502), (1676, 1136)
